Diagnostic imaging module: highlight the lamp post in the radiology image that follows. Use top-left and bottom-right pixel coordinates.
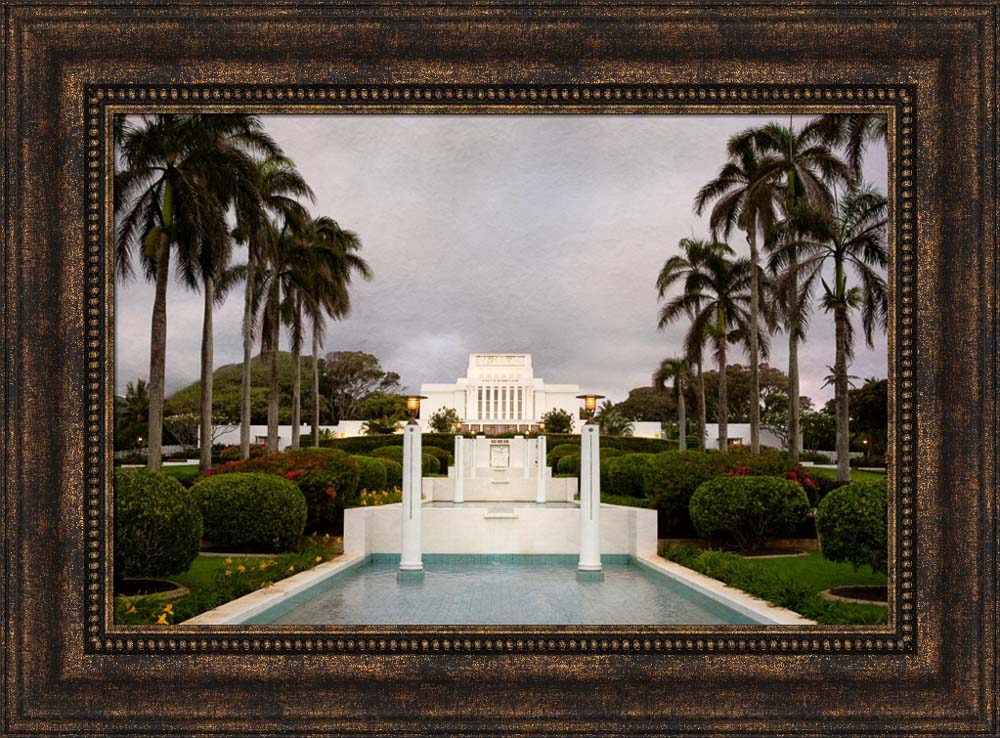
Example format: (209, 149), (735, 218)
(575, 393), (605, 580)
(399, 395), (427, 580)
(453, 420), (464, 504)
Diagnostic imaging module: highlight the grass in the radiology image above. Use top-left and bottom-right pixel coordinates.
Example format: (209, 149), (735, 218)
(116, 535), (344, 625)
(159, 463), (202, 487)
(660, 546), (888, 625)
(808, 467), (887, 484)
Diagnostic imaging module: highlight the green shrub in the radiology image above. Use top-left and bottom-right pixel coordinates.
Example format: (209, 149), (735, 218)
(354, 455), (388, 492)
(689, 475), (811, 553)
(546, 443), (580, 467)
(382, 459), (403, 488)
(370, 446), (404, 462)
(114, 469), (203, 580)
(801, 451), (833, 464)
(556, 453), (580, 476)
(190, 473), (306, 552)
(607, 453), (654, 497)
(724, 447), (798, 477)
(815, 480), (888, 575)
(205, 448), (361, 533)
(642, 451), (731, 533)
(422, 445), (453, 471)
(850, 454), (887, 469)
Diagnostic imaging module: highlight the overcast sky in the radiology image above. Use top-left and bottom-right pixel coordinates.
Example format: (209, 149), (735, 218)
(115, 114), (888, 406)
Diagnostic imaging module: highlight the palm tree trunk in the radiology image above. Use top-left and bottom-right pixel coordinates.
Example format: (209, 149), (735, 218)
(747, 228), (761, 455)
(239, 258), (254, 460)
(146, 233), (170, 471)
(266, 304), (280, 454)
(291, 347), (301, 449)
(834, 303), (851, 482)
(697, 359), (707, 452)
(677, 379), (687, 451)
(787, 253), (801, 461)
(717, 343), (728, 450)
(198, 274), (215, 471)
(311, 325), (321, 447)
(788, 328), (801, 460)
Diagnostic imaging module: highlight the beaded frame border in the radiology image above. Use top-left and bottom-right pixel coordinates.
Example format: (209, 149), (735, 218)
(84, 83), (915, 657)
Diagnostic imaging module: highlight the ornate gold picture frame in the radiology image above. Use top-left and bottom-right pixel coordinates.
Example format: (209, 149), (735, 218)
(2, 2), (996, 735)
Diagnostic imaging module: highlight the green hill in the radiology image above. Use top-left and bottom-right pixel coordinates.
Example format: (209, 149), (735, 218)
(165, 352), (325, 424)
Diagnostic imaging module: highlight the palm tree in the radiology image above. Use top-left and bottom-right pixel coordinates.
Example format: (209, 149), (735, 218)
(769, 185), (888, 481)
(236, 157), (313, 459)
(179, 116), (282, 470)
(115, 115), (237, 470)
(653, 357), (688, 450)
(730, 120), (852, 461)
(657, 238), (755, 450)
(694, 138), (782, 455)
(594, 400), (634, 437)
(814, 113), (888, 181)
(302, 217), (371, 447)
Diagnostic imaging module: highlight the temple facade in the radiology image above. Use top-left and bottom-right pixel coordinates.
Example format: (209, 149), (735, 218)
(418, 353), (581, 434)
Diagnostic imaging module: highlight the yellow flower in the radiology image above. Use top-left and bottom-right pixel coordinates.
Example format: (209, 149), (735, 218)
(237, 564), (246, 573)
(259, 562), (267, 570)
(224, 557), (233, 564)
(315, 555), (322, 563)
(287, 565), (295, 572)
(224, 569), (232, 577)
(126, 603), (137, 614)
(156, 613), (169, 625)
(162, 603), (174, 615)
(323, 533), (330, 540)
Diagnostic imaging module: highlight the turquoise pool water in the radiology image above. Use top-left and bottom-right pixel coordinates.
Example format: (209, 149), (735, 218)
(243, 555), (761, 625)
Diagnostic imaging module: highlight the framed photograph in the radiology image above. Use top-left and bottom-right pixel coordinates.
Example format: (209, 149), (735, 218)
(2, 1), (997, 735)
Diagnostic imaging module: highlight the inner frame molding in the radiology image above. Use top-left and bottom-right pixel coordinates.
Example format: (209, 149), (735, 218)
(86, 83), (914, 656)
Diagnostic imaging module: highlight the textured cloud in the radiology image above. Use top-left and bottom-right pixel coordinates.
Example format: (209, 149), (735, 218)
(116, 114), (888, 405)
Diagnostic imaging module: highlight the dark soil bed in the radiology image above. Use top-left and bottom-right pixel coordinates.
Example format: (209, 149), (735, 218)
(116, 578), (187, 597)
(828, 585), (888, 603)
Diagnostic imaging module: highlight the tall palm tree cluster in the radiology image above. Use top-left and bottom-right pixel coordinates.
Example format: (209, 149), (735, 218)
(115, 114), (371, 471)
(656, 114), (888, 482)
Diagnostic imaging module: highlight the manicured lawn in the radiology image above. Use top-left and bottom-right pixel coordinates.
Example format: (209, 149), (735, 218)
(159, 463), (202, 487)
(745, 552), (886, 593)
(660, 546), (888, 624)
(169, 555), (228, 591)
(808, 467), (887, 484)
(116, 535), (344, 625)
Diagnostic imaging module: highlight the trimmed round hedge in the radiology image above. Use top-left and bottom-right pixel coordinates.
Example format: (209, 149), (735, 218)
(642, 451), (731, 532)
(422, 445), (453, 470)
(546, 443), (580, 467)
(370, 445), (439, 474)
(689, 475), (811, 553)
(607, 453), (654, 497)
(354, 455), (388, 493)
(190, 473), (307, 552)
(556, 453), (581, 476)
(114, 469), (203, 579)
(382, 459), (403, 488)
(815, 480), (887, 575)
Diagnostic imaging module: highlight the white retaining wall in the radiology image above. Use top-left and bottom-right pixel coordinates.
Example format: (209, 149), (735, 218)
(343, 501), (657, 557)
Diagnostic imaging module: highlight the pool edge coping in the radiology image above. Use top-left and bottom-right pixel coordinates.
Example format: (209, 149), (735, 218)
(183, 552), (814, 627)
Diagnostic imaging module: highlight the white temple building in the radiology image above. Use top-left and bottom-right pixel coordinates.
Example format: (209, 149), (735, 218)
(418, 353), (582, 434)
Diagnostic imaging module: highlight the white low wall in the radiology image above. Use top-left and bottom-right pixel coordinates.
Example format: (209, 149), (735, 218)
(344, 501), (657, 557)
(422, 471), (576, 503)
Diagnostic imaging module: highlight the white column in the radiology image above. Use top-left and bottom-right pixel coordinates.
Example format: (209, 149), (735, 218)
(578, 423), (602, 574)
(399, 423), (423, 574)
(520, 435), (530, 478)
(471, 435), (481, 479)
(453, 434), (464, 503)
(536, 435), (547, 504)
